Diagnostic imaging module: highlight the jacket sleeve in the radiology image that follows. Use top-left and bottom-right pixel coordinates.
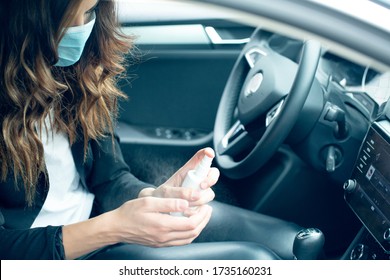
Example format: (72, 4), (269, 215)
(87, 134), (155, 213)
(0, 134), (149, 259)
(0, 215), (64, 260)
(0, 175), (66, 260)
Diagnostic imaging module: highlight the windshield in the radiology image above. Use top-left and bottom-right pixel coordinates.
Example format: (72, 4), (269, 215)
(310, 0), (390, 105)
(321, 54), (390, 106)
(370, 0), (390, 9)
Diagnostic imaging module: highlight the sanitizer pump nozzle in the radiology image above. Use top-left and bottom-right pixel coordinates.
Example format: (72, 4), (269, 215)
(171, 154), (213, 216)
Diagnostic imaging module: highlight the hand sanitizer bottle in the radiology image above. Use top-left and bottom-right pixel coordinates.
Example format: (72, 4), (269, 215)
(182, 155), (213, 190)
(171, 155), (213, 216)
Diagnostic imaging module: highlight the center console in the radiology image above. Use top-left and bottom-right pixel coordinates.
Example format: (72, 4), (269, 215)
(343, 121), (390, 259)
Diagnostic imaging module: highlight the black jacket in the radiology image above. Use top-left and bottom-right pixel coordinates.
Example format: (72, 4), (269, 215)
(0, 134), (153, 260)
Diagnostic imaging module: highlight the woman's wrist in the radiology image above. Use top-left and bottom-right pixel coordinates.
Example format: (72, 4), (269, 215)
(62, 211), (120, 259)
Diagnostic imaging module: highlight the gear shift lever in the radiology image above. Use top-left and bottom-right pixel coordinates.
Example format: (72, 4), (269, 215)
(293, 228), (325, 260)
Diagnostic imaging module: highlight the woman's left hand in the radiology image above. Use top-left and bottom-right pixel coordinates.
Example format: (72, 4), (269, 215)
(138, 147), (219, 215)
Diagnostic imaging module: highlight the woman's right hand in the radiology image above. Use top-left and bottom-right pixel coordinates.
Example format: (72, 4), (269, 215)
(109, 196), (213, 247)
(138, 148), (219, 210)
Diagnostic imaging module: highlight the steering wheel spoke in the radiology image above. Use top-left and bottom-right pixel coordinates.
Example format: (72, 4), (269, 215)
(218, 121), (254, 157)
(265, 99), (285, 127)
(245, 47), (268, 68)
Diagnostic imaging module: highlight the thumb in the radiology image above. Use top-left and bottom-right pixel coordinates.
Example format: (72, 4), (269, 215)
(182, 147), (215, 173)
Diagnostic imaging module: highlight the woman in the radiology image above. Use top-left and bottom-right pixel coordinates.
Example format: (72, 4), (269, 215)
(0, 0), (301, 260)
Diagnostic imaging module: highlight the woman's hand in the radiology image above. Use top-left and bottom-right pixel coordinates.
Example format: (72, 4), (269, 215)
(138, 147), (220, 211)
(109, 147), (220, 247)
(62, 196), (213, 259)
(62, 148), (219, 259)
(106, 147), (219, 247)
(110, 196), (213, 247)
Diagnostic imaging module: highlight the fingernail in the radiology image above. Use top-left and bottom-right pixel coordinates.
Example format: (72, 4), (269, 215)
(200, 182), (208, 190)
(179, 200), (189, 210)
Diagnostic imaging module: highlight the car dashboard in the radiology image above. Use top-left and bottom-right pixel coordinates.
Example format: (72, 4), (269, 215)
(343, 119), (390, 259)
(239, 31), (390, 259)
(314, 47), (390, 259)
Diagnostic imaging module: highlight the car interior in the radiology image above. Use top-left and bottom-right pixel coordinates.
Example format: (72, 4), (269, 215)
(114, 0), (390, 260)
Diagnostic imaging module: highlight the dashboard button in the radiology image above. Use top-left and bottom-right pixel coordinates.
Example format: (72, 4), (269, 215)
(350, 244), (368, 260)
(343, 179), (357, 193)
(384, 228), (390, 243)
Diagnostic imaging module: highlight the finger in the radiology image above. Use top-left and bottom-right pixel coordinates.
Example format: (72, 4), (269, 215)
(155, 184), (202, 201)
(186, 147), (215, 169)
(176, 148), (217, 191)
(138, 187), (156, 198)
(182, 206), (200, 217)
(174, 205), (212, 243)
(139, 197), (189, 213)
(167, 204), (212, 231)
(192, 204), (213, 233)
(172, 147), (216, 183)
(199, 167), (220, 190)
(153, 205), (213, 246)
(191, 147), (215, 172)
(188, 188), (215, 207)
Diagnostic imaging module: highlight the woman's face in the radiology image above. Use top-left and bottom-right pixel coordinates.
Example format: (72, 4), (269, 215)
(68, 0), (100, 27)
(55, 0), (100, 67)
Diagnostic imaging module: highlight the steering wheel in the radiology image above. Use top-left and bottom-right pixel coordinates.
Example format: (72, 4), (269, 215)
(213, 29), (322, 179)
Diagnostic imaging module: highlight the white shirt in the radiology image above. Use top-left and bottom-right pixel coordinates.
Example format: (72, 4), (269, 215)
(31, 114), (94, 228)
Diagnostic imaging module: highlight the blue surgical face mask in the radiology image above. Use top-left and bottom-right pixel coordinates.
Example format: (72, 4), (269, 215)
(55, 13), (96, 67)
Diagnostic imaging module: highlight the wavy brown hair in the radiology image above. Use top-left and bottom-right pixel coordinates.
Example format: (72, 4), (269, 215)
(0, 0), (133, 205)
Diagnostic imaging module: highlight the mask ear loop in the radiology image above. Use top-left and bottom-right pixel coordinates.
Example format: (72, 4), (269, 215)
(65, 12), (96, 34)
(85, 10), (97, 25)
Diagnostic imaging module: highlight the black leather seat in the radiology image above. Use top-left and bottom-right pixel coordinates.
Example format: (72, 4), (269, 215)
(87, 242), (282, 260)
(85, 201), (302, 260)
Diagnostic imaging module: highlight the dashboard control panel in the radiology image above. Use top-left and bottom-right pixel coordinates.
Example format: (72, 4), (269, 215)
(344, 122), (390, 254)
